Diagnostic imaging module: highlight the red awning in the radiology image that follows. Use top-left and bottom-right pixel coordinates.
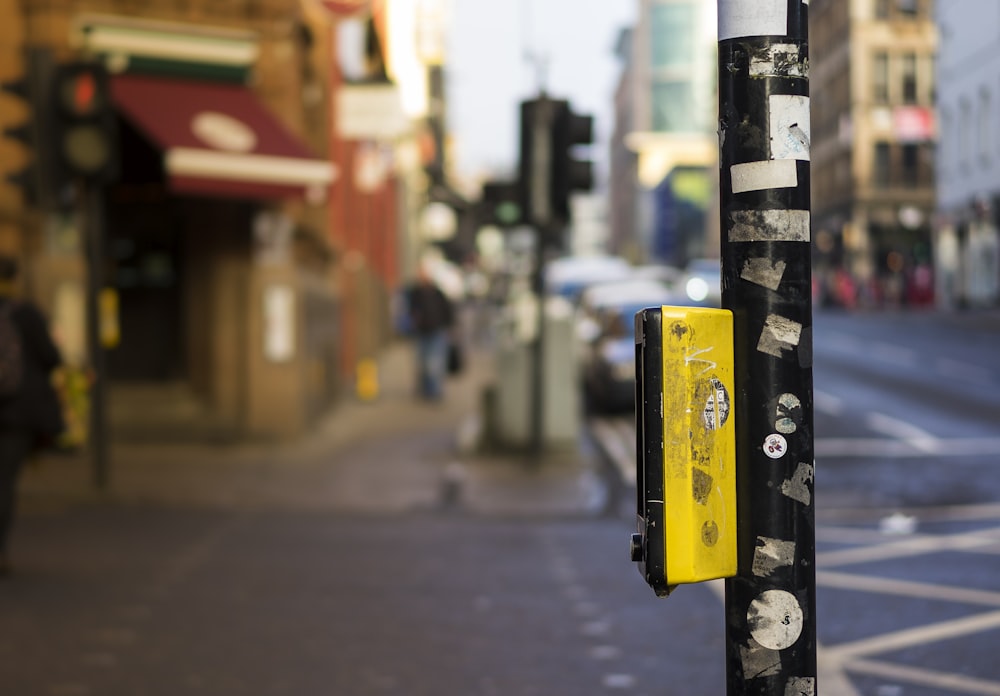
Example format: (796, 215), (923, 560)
(110, 74), (336, 201)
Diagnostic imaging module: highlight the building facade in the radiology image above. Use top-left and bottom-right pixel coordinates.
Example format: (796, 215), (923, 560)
(0, 0), (431, 441)
(609, 0), (718, 267)
(934, 0), (1000, 307)
(811, 0), (937, 308)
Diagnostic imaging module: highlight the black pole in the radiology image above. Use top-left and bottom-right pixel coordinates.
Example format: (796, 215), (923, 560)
(83, 183), (109, 490)
(530, 229), (545, 458)
(718, 2), (816, 694)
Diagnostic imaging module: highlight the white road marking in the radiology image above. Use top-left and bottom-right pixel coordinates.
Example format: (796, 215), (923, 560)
(845, 658), (1000, 696)
(866, 412), (939, 452)
(813, 389), (844, 416)
(936, 357), (995, 384)
(825, 609), (1000, 660)
(817, 570), (1000, 607)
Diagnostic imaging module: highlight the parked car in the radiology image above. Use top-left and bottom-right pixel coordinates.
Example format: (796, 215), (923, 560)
(578, 277), (718, 415)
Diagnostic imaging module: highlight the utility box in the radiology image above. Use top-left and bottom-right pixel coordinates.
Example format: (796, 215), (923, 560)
(492, 297), (579, 449)
(631, 305), (737, 596)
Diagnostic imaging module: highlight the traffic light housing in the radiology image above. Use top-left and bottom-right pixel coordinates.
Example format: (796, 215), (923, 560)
(550, 101), (594, 223)
(518, 96), (594, 230)
(51, 61), (119, 184)
(480, 179), (521, 228)
(1, 47), (62, 207)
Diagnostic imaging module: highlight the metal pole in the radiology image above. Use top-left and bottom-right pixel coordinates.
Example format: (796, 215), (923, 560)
(84, 183), (109, 490)
(717, 2), (816, 694)
(528, 95), (553, 458)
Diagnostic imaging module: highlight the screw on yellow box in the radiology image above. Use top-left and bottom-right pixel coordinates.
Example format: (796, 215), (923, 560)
(632, 305), (737, 597)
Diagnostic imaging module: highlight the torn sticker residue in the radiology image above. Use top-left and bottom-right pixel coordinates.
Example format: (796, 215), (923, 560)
(781, 463), (814, 506)
(775, 393), (801, 434)
(729, 210), (810, 243)
(757, 314), (803, 359)
(769, 94), (811, 161)
(752, 536), (796, 577)
(785, 676), (816, 696)
(749, 43), (808, 79)
(741, 257), (786, 291)
(740, 640), (782, 679)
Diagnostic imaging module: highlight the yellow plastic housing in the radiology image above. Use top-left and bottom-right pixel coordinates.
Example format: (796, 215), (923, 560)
(660, 306), (737, 584)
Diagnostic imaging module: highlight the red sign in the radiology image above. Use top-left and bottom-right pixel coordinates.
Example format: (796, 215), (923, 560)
(319, 0), (368, 16)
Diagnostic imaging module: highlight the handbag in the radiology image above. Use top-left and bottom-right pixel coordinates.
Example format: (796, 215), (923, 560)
(447, 339), (464, 376)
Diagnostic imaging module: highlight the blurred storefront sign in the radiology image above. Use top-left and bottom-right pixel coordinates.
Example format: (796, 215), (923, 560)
(110, 74), (335, 201)
(894, 106), (935, 143)
(72, 14), (258, 83)
(336, 84), (410, 140)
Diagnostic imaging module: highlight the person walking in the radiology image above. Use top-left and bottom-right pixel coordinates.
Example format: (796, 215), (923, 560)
(405, 264), (455, 401)
(0, 255), (65, 577)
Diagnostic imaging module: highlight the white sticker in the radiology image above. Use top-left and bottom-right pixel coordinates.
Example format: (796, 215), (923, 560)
(770, 95), (811, 161)
(763, 433), (788, 459)
(748, 590), (804, 651)
(731, 160), (798, 194)
(719, 0), (787, 41)
(749, 44), (807, 78)
(757, 314), (803, 359)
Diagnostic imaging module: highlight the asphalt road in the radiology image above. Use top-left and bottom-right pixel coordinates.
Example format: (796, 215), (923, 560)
(591, 308), (1000, 696)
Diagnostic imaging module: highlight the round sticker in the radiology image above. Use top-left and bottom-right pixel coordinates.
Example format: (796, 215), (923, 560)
(748, 590), (804, 650)
(763, 433), (787, 459)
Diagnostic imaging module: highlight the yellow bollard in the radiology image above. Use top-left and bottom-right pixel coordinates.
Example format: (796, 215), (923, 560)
(356, 358), (379, 401)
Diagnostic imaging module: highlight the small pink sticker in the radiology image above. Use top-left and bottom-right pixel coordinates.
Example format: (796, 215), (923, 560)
(763, 434), (787, 459)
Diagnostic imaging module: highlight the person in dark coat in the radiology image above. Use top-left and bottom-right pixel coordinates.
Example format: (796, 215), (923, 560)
(405, 264), (455, 401)
(0, 255), (65, 576)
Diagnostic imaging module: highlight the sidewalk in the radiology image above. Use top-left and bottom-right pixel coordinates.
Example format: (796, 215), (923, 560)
(19, 338), (607, 518)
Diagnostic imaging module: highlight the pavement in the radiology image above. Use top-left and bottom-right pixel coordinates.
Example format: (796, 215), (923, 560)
(19, 336), (609, 520)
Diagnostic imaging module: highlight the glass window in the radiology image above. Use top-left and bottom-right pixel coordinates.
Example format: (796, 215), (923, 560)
(650, 3), (695, 69)
(898, 0), (918, 17)
(873, 52), (889, 103)
(901, 53), (917, 104)
(875, 0), (890, 19)
(874, 142), (891, 187)
(901, 144), (919, 186)
(979, 88), (992, 165)
(652, 81), (697, 132)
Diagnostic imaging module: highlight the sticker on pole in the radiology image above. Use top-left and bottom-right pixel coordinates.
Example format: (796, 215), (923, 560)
(763, 433), (787, 459)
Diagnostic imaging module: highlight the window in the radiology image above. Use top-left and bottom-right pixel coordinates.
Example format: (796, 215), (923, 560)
(873, 53), (889, 103)
(901, 144), (919, 187)
(875, 0), (890, 19)
(901, 53), (917, 104)
(650, 3), (695, 70)
(874, 142), (891, 187)
(979, 88), (992, 165)
(898, 0), (918, 17)
(960, 98), (972, 169)
(652, 81), (697, 132)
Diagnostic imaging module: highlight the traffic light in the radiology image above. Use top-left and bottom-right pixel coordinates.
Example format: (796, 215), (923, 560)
(480, 179), (521, 228)
(550, 101), (594, 222)
(51, 61), (119, 184)
(517, 96), (594, 230)
(1, 47), (61, 207)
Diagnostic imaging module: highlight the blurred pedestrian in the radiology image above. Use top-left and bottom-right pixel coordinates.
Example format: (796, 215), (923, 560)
(0, 255), (65, 577)
(405, 264), (455, 401)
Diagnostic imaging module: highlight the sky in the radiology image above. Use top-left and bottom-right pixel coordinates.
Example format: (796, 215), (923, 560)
(445, 0), (638, 183)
